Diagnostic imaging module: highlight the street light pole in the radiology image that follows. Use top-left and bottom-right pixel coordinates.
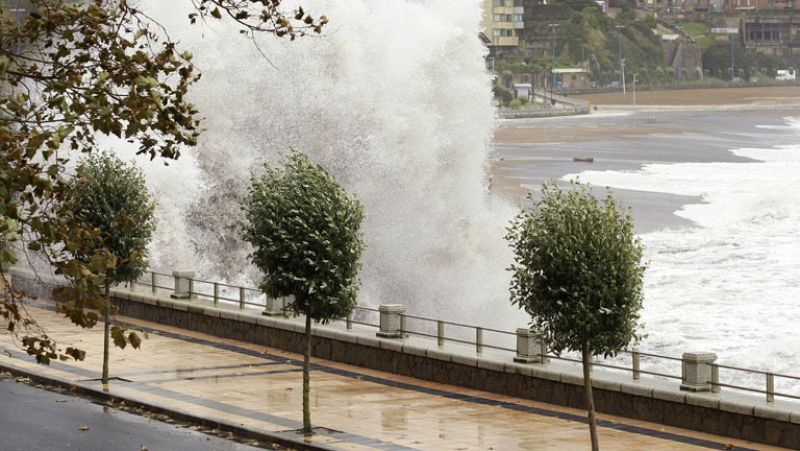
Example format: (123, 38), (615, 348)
(616, 25), (626, 95)
(549, 23), (559, 94)
(14, 0), (24, 55)
(632, 73), (638, 106)
(730, 35), (736, 81)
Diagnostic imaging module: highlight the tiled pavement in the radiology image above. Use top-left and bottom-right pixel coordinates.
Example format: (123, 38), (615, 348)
(0, 305), (782, 450)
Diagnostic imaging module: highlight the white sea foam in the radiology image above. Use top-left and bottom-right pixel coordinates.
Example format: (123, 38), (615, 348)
(566, 117), (800, 393)
(108, 0), (519, 327)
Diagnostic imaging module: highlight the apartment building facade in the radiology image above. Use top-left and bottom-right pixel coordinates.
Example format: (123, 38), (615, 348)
(482, 0), (526, 54)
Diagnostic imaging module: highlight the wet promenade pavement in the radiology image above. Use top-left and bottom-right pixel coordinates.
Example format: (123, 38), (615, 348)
(0, 305), (780, 450)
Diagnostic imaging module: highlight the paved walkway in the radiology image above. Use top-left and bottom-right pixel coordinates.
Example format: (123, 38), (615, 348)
(0, 304), (780, 450)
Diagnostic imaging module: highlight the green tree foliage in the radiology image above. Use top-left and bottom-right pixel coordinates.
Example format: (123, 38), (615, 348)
(0, 0), (325, 363)
(702, 39), (785, 80)
(493, 84), (513, 106)
(242, 152), (364, 434)
(67, 152), (155, 384)
(558, 8), (664, 84)
(616, 9), (635, 23)
(506, 181), (645, 451)
(643, 14), (657, 30)
(703, 40), (742, 79)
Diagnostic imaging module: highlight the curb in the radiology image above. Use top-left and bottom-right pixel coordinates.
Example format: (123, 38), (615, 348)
(0, 360), (338, 451)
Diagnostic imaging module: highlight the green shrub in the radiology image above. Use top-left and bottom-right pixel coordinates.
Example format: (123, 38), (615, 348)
(493, 84), (514, 105)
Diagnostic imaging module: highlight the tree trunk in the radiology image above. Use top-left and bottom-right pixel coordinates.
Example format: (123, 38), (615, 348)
(302, 313), (312, 434)
(582, 343), (599, 451)
(101, 281), (110, 385)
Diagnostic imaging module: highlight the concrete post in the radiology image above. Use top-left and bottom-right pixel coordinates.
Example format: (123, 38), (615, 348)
(680, 352), (717, 392)
(376, 304), (405, 338)
(514, 328), (547, 363)
(170, 270), (194, 299)
(263, 297), (287, 316)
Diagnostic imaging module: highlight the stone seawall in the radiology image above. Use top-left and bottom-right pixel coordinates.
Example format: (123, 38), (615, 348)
(9, 267), (800, 448)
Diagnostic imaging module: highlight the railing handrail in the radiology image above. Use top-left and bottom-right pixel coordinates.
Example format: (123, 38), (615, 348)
(133, 269), (800, 403)
(714, 362), (800, 381)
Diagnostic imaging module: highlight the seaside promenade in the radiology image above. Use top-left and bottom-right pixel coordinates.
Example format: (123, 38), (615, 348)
(0, 304), (778, 450)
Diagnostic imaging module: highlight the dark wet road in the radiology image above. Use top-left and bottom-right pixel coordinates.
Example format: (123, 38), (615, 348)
(0, 379), (262, 451)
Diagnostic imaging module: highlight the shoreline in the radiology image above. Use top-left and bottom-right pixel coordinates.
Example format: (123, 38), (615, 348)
(489, 104), (795, 233)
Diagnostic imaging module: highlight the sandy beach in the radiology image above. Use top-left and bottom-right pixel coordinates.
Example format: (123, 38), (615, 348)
(494, 125), (688, 144)
(489, 91), (800, 232)
(576, 85), (800, 106)
(496, 86), (800, 145)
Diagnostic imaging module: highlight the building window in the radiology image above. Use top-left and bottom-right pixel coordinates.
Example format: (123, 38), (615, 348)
(493, 29), (502, 37)
(493, 0), (505, 6)
(514, 0), (524, 5)
(493, 14), (518, 22)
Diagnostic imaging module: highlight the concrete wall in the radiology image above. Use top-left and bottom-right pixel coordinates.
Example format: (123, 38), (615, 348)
(9, 268), (800, 448)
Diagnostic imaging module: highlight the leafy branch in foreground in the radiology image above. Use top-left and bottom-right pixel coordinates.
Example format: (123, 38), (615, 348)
(0, 0), (326, 363)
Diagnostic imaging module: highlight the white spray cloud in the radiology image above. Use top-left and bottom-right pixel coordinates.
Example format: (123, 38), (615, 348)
(119, 0), (520, 328)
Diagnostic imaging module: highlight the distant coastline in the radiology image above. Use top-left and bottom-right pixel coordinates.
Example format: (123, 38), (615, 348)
(574, 85), (800, 108)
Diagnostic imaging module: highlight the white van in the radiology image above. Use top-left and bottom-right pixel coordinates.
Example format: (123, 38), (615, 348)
(776, 69), (796, 81)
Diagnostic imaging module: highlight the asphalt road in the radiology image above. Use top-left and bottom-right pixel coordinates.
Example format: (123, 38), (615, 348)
(0, 378), (264, 451)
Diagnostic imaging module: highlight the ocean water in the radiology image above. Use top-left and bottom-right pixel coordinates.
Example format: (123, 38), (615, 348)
(569, 116), (800, 394)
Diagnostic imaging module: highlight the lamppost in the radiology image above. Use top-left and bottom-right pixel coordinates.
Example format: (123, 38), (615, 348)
(14, 0), (25, 56)
(616, 25), (626, 95)
(549, 23), (559, 94)
(730, 34), (736, 82)
(632, 73), (638, 106)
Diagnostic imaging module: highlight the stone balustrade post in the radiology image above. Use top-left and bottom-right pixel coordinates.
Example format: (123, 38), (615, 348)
(680, 352), (717, 392)
(376, 304), (405, 338)
(263, 296), (288, 316)
(170, 270), (194, 299)
(514, 328), (547, 363)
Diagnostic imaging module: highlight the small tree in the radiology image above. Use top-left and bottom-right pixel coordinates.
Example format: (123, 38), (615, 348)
(69, 152), (155, 384)
(506, 181), (645, 451)
(242, 152), (364, 434)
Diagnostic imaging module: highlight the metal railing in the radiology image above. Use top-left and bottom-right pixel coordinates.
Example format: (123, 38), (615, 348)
(128, 270), (800, 405)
